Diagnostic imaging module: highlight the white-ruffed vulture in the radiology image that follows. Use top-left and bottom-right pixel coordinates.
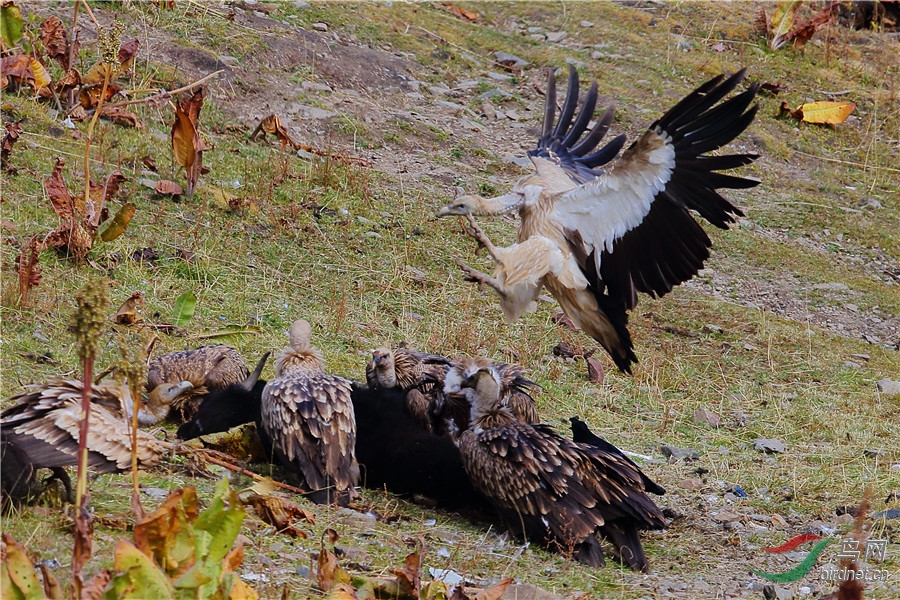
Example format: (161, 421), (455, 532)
(457, 366), (666, 571)
(1, 378), (190, 503)
(439, 66), (759, 373)
(365, 346), (451, 432)
(440, 355), (540, 440)
(261, 319), (358, 505)
(147, 344), (249, 422)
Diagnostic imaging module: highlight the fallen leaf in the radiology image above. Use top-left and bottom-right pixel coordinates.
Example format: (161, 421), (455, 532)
(2, 118), (23, 168)
(79, 569), (111, 600)
(799, 101), (856, 125)
(99, 202), (136, 242)
(114, 291), (144, 325)
(173, 291), (197, 327)
(55, 68), (81, 94)
(40, 16), (70, 69)
(154, 180), (184, 196)
(38, 562), (63, 600)
(171, 88), (206, 196)
(473, 578), (514, 600)
(251, 114), (299, 149)
(1, 533), (44, 599)
(442, 3), (479, 21)
(79, 82), (122, 110)
(243, 493), (314, 538)
(760, 81), (789, 95)
(100, 104), (143, 128)
(43, 157), (75, 220)
(15, 237), (43, 304)
(390, 550), (422, 596)
(141, 155), (158, 172)
(317, 534), (351, 593)
(787, 1), (838, 51)
(82, 61), (115, 86)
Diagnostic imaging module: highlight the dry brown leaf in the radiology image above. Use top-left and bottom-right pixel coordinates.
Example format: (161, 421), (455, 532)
(117, 38), (140, 73)
(473, 578), (514, 600)
(44, 157), (75, 220)
(769, 0), (801, 49)
(799, 101), (855, 125)
(15, 236), (43, 305)
(244, 493), (313, 537)
(2, 118), (23, 168)
(79, 568), (111, 600)
(100, 104), (143, 128)
(154, 179), (184, 196)
(82, 61), (115, 85)
(1, 54), (33, 88)
(317, 542), (341, 592)
(55, 68), (81, 94)
(79, 82), (122, 110)
(38, 562), (64, 599)
(252, 114), (299, 149)
(442, 2), (479, 21)
(171, 88), (206, 195)
(222, 540), (245, 573)
(390, 550), (422, 596)
(40, 16), (70, 70)
(114, 291), (144, 325)
(142, 155), (158, 172)
(328, 584), (360, 599)
(787, 1), (838, 50)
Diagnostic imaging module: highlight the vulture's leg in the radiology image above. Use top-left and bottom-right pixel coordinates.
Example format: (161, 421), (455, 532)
(463, 214), (502, 264)
(454, 258), (507, 298)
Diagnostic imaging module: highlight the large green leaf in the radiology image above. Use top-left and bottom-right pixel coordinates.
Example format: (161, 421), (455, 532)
(0, 534), (44, 600)
(0, 2), (24, 49)
(109, 540), (176, 599)
(173, 291), (196, 327)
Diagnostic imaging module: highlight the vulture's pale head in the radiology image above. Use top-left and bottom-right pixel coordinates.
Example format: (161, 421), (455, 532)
(140, 380), (194, 425)
(370, 347), (397, 388)
(460, 366), (501, 407)
(289, 319), (313, 350)
(438, 195), (483, 217)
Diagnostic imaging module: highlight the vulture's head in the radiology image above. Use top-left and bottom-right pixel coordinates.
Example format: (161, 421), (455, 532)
(370, 348), (397, 388)
(140, 380), (194, 425)
(460, 366), (501, 407)
(438, 195), (482, 217)
(289, 319), (313, 351)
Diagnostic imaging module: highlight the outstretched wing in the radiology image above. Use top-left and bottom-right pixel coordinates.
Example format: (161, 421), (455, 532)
(260, 374), (357, 494)
(547, 69), (759, 311)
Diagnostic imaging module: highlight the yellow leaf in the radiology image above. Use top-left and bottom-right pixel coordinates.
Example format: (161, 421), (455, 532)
(769, 0), (801, 49)
(799, 101), (856, 125)
(83, 61), (114, 85)
(1, 534), (44, 600)
(209, 187), (236, 209)
(99, 202), (136, 241)
(229, 577), (259, 600)
(29, 58), (51, 90)
(248, 476), (276, 496)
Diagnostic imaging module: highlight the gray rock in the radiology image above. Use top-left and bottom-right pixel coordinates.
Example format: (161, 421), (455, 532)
(434, 100), (466, 114)
(292, 0), (310, 8)
(692, 407), (722, 428)
(486, 71), (512, 81)
(546, 31), (568, 43)
(872, 508), (900, 519)
(856, 197), (882, 209)
(495, 51), (528, 67)
(812, 281), (849, 291)
(564, 57), (587, 69)
(580, 20), (594, 27)
(312, 22), (328, 31)
(755, 438), (787, 454)
(526, 26), (544, 34)
(703, 323), (723, 334)
(660, 445), (700, 461)
(301, 81), (332, 92)
(877, 378), (900, 395)
(763, 583), (794, 600)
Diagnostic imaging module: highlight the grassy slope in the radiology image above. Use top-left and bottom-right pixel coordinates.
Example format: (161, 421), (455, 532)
(2, 1), (898, 598)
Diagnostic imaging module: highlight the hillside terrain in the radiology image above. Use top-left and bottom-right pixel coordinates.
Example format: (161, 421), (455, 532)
(2, 1), (899, 598)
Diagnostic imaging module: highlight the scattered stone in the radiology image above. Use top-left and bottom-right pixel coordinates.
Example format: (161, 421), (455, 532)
(292, 0), (310, 7)
(404, 265), (427, 285)
(856, 197), (882, 209)
(678, 478), (704, 491)
(692, 407), (722, 428)
(363, 231), (382, 239)
(434, 100), (466, 114)
(505, 109), (520, 121)
(755, 438), (786, 454)
(552, 342), (576, 358)
(546, 31), (568, 43)
(743, 342), (758, 351)
(486, 71), (511, 81)
(526, 26), (544, 34)
(872, 508), (900, 519)
(842, 360), (862, 369)
(312, 22), (328, 31)
(849, 353), (870, 361)
(401, 311), (424, 321)
(301, 81), (332, 92)
(564, 57), (587, 69)
(499, 583), (565, 600)
(217, 55), (239, 65)
(480, 100), (496, 119)
(503, 154), (532, 168)
(712, 509), (741, 523)
(763, 583), (794, 600)
(812, 281), (849, 291)
(876, 378), (900, 395)
(494, 51), (528, 67)
(703, 323), (723, 334)
(660, 445), (700, 461)
(579, 20), (594, 27)
(142, 487), (169, 500)
(586, 357), (604, 383)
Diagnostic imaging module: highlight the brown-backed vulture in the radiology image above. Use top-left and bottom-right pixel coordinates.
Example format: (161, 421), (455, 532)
(365, 346), (451, 432)
(1, 378), (190, 503)
(440, 355), (540, 440)
(457, 366), (665, 571)
(439, 66), (759, 373)
(261, 319), (358, 505)
(147, 344), (249, 422)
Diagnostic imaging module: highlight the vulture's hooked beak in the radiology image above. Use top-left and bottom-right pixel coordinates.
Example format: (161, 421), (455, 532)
(154, 380), (194, 404)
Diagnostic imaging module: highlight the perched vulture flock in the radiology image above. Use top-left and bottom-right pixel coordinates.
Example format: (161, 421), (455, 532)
(2, 65), (760, 573)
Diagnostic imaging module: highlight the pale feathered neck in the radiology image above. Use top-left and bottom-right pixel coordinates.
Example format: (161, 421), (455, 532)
(462, 192), (522, 216)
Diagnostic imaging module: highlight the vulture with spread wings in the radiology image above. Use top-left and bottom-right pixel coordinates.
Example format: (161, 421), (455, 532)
(439, 66), (760, 372)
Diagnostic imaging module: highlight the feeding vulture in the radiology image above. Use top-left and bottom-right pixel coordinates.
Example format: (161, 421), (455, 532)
(365, 346), (451, 432)
(1, 378), (190, 504)
(147, 344), (250, 423)
(439, 66), (760, 373)
(457, 366), (666, 571)
(440, 355), (540, 440)
(261, 319), (358, 505)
